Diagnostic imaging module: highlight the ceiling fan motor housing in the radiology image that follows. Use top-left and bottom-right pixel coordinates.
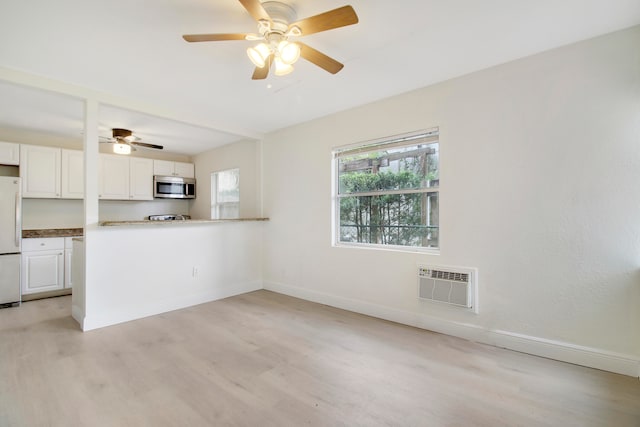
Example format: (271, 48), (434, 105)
(262, 1), (297, 33)
(112, 128), (133, 139)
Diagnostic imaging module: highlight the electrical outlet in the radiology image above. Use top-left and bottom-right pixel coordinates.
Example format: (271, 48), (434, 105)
(192, 266), (198, 278)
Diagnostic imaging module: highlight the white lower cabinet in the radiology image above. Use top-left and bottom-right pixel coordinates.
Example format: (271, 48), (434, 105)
(21, 238), (65, 295)
(64, 237), (73, 288)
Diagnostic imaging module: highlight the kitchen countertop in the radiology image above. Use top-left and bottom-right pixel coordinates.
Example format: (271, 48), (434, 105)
(22, 228), (84, 238)
(99, 218), (268, 226)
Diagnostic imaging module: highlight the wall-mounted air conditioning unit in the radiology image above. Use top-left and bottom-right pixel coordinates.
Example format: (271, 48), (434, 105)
(418, 265), (478, 313)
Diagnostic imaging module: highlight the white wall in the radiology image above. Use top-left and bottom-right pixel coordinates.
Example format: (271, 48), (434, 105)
(80, 221), (263, 330)
(261, 26), (640, 373)
(191, 139), (261, 220)
(21, 198), (192, 228)
(99, 199), (190, 221)
(22, 199), (83, 229)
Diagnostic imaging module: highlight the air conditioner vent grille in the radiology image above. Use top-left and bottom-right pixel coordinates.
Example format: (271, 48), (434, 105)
(418, 265), (477, 311)
(431, 270), (468, 282)
(418, 268), (469, 283)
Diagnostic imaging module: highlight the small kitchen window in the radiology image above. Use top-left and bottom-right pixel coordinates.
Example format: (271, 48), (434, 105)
(333, 128), (439, 252)
(211, 168), (240, 219)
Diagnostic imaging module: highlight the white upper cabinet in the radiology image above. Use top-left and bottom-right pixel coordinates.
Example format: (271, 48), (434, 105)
(152, 159), (173, 176)
(173, 161), (195, 178)
(129, 157), (153, 200)
(61, 149), (84, 199)
(99, 154), (130, 200)
(0, 141), (20, 165)
(99, 154), (153, 200)
(20, 145), (61, 198)
(153, 160), (195, 178)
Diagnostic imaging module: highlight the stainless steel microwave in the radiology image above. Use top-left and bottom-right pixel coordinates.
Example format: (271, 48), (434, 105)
(154, 175), (196, 199)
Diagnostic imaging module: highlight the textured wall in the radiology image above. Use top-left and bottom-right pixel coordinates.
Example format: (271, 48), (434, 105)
(191, 139), (261, 220)
(261, 26), (640, 358)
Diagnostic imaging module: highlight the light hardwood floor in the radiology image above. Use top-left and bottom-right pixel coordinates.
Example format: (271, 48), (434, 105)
(0, 290), (638, 426)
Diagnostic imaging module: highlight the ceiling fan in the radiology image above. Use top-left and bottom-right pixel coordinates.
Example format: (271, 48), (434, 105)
(99, 128), (163, 155)
(182, 0), (359, 79)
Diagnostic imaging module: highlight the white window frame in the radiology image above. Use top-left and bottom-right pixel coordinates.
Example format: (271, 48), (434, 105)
(332, 128), (440, 254)
(211, 168), (240, 219)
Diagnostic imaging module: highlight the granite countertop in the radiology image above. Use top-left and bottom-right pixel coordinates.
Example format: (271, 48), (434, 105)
(99, 218), (268, 226)
(22, 228), (84, 238)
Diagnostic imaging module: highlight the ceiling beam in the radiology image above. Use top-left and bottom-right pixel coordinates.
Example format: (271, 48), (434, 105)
(0, 66), (264, 141)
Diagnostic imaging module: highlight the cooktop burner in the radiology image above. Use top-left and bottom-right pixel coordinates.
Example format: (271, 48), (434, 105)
(147, 214), (191, 221)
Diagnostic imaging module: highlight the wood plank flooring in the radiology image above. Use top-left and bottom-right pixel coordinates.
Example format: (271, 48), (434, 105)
(0, 290), (639, 426)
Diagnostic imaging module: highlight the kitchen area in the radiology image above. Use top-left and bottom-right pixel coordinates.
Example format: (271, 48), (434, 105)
(0, 78), (265, 331)
(0, 139), (200, 308)
(0, 133), (265, 332)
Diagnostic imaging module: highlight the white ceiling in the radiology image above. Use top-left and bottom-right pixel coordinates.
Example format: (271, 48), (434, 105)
(0, 0), (639, 155)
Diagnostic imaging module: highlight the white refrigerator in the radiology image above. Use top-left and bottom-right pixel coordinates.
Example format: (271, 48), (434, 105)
(0, 177), (21, 306)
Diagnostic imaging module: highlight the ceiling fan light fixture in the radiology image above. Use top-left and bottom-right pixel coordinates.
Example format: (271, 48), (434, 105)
(247, 43), (270, 68)
(278, 41), (300, 65)
(113, 143), (131, 155)
(274, 57), (294, 76)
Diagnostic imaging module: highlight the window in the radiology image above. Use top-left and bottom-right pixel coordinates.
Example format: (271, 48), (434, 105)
(211, 168), (240, 219)
(333, 129), (439, 251)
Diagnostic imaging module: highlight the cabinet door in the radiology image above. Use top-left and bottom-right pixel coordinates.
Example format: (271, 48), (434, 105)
(99, 154), (130, 200)
(0, 141), (20, 165)
(174, 162), (195, 178)
(20, 145), (61, 198)
(153, 160), (174, 176)
(129, 157), (153, 200)
(65, 248), (73, 288)
(21, 250), (64, 294)
(61, 149), (84, 199)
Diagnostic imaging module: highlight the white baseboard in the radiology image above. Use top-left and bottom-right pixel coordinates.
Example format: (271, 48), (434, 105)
(263, 281), (640, 378)
(82, 280), (263, 331)
(71, 304), (85, 329)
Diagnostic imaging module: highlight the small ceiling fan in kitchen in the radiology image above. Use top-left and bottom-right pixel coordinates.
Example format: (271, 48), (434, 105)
(99, 128), (163, 155)
(182, 0), (359, 79)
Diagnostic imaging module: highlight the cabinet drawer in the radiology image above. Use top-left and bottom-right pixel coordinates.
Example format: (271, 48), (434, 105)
(22, 237), (65, 252)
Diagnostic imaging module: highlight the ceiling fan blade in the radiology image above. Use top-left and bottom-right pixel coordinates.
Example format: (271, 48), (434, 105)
(131, 141), (164, 150)
(183, 33), (249, 42)
(290, 5), (358, 36)
(238, 0), (271, 22)
(299, 43), (344, 74)
(252, 54), (273, 80)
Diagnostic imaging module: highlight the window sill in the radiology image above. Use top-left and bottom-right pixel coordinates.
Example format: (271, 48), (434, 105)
(333, 241), (440, 255)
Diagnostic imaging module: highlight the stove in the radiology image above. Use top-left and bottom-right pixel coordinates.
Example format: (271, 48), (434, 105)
(147, 214), (191, 221)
